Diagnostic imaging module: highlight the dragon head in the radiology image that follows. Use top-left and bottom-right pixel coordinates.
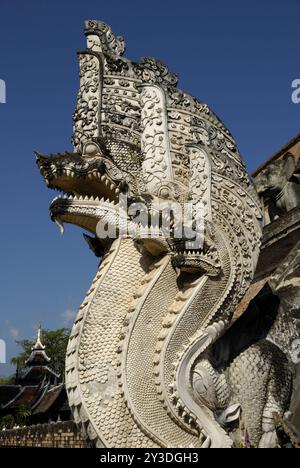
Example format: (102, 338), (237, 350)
(36, 20), (265, 448)
(36, 136), (143, 236)
(37, 19), (262, 280)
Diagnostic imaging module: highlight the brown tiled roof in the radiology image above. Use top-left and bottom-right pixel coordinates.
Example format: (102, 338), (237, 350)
(232, 277), (270, 321)
(252, 133), (300, 177)
(2, 386), (40, 409)
(1, 383), (69, 416)
(0, 386), (21, 407)
(32, 385), (64, 415)
(20, 365), (59, 383)
(26, 350), (50, 367)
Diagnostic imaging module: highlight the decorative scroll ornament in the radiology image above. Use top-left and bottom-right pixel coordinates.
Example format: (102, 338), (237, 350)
(140, 84), (174, 193)
(134, 57), (178, 87)
(72, 53), (101, 152)
(84, 20), (126, 56)
(187, 145), (212, 220)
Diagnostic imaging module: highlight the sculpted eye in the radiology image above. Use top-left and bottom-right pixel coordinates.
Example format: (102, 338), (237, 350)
(83, 142), (102, 158)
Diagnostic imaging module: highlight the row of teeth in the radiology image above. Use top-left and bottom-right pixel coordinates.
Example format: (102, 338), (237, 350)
(52, 195), (117, 204)
(42, 168), (120, 194)
(131, 214), (173, 223)
(176, 249), (215, 259)
(185, 251), (203, 255)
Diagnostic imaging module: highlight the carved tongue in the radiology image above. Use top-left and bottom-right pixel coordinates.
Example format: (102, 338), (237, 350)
(54, 217), (65, 235)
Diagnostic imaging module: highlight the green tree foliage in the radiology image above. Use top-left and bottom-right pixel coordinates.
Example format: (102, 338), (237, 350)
(0, 414), (15, 430)
(0, 406), (31, 429)
(15, 405), (31, 425)
(11, 328), (70, 378)
(0, 376), (15, 385)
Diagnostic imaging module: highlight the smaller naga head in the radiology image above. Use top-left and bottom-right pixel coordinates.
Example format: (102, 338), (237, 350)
(36, 137), (142, 236)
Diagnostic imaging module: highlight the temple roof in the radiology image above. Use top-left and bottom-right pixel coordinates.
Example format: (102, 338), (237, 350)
(252, 132), (300, 176)
(16, 327), (60, 386)
(31, 384), (65, 415)
(0, 328), (70, 421)
(25, 326), (51, 367)
(0, 383), (70, 422)
(0, 386), (20, 406)
(1, 386), (40, 410)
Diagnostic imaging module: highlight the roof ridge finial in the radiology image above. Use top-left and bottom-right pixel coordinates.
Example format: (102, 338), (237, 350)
(25, 323), (50, 367)
(33, 323), (45, 351)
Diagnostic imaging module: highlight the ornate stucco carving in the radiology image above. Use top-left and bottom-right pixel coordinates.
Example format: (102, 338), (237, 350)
(72, 53), (102, 152)
(254, 152), (300, 224)
(187, 145), (212, 220)
(36, 20), (300, 449)
(84, 20), (126, 56)
(140, 85), (174, 193)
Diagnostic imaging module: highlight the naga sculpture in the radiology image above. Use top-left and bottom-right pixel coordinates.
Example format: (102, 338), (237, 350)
(255, 152), (300, 224)
(36, 20), (295, 448)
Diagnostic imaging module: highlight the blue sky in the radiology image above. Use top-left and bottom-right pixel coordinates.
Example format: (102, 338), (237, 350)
(0, 0), (299, 376)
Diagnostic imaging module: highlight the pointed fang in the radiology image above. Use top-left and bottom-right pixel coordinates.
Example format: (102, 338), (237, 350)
(54, 218), (65, 236)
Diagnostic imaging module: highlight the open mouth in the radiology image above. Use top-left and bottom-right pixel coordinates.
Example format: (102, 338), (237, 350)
(49, 195), (120, 234)
(36, 151), (220, 273)
(36, 151), (127, 197)
(36, 152), (125, 234)
(171, 240), (221, 277)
